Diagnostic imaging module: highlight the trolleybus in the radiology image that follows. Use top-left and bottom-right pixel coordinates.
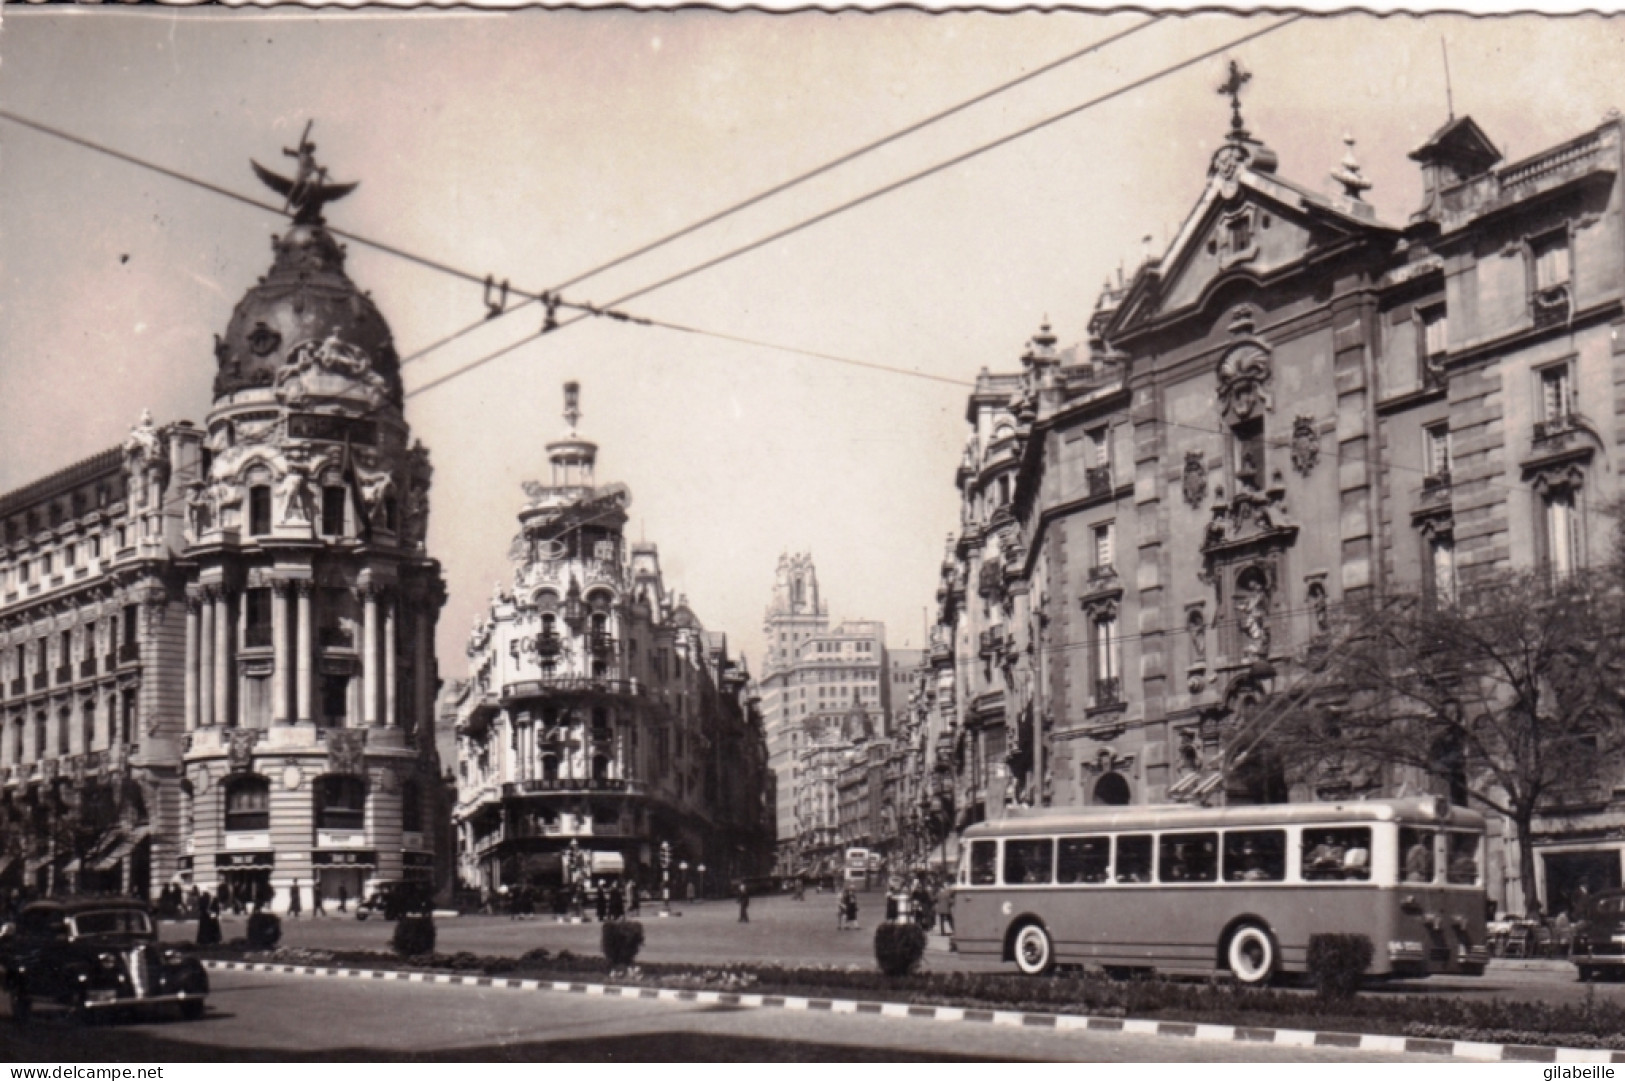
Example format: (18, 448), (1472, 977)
(953, 797), (1487, 984)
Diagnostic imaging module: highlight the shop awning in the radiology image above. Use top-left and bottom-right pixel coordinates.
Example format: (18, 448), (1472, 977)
(90, 829), (149, 872)
(519, 851), (563, 876)
(215, 851), (276, 870)
(590, 851), (624, 875)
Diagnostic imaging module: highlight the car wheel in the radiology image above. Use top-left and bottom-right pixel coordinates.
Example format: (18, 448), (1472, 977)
(10, 989), (31, 1024)
(355, 911), (368, 921)
(178, 999), (205, 1021)
(69, 990), (97, 1026)
(1011, 922), (1054, 976)
(1226, 922), (1279, 987)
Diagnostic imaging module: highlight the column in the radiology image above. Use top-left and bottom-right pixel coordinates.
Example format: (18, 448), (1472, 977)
(295, 581), (313, 723)
(361, 584), (379, 726)
(213, 589), (231, 727)
(198, 589), (215, 728)
(183, 593), (200, 732)
(413, 607), (433, 743)
(383, 592), (397, 727)
(271, 580), (290, 724)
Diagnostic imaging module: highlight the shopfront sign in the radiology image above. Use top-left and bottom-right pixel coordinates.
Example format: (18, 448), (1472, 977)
(215, 852), (275, 868)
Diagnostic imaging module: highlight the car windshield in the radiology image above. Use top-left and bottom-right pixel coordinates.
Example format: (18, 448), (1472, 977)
(70, 910), (153, 937)
(1590, 895), (1625, 919)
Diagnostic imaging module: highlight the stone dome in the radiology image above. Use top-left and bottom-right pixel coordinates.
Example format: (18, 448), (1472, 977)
(212, 223), (402, 405)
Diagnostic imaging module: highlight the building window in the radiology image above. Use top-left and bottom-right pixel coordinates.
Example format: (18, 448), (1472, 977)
(57, 707), (70, 756)
(120, 689), (134, 744)
(1226, 212), (1253, 253)
(34, 712), (46, 762)
(41, 552), (52, 576)
(224, 775), (271, 832)
(89, 535), (101, 559)
(321, 487), (347, 536)
(401, 779), (422, 832)
(123, 605), (138, 649)
(1418, 302), (1448, 375)
(82, 701), (95, 753)
(1533, 230), (1571, 290)
(1541, 487), (1584, 579)
(1424, 423), (1451, 486)
(1539, 363), (1574, 426)
(248, 485), (272, 536)
(1090, 611), (1122, 708)
(1092, 523), (1118, 572)
(244, 588), (272, 648)
(1423, 528), (1456, 604)
(320, 674), (349, 725)
(11, 720), (21, 765)
(314, 775), (366, 831)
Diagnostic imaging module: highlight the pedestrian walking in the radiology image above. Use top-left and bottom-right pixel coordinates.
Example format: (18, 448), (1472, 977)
(595, 879), (609, 921)
(196, 892), (222, 946)
(338, 884), (349, 914)
(313, 880), (327, 918)
(288, 879), (303, 919)
(737, 882), (750, 923)
(626, 880), (641, 917)
(608, 883), (625, 920)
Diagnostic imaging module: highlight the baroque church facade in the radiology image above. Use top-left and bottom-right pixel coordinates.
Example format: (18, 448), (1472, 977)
(922, 79), (1625, 914)
(0, 137), (448, 908)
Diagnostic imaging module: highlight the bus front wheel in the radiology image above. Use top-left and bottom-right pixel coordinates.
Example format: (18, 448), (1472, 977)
(1012, 922), (1054, 976)
(1225, 922), (1278, 986)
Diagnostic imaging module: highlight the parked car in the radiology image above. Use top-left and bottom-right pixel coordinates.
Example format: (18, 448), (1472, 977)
(0, 898), (209, 1023)
(1572, 889), (1625, 981)
(354, 878), (434, 921)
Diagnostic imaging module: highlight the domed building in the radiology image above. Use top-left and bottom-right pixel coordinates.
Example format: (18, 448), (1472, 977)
(0, 132), (446, 907)
(179, 146), (446, 909)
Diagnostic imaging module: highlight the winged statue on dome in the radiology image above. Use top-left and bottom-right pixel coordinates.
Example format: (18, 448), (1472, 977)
(251, 121), (358, 225)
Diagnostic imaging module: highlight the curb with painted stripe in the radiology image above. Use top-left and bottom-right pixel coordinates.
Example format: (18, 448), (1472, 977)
(202, 959), (1624, 1063)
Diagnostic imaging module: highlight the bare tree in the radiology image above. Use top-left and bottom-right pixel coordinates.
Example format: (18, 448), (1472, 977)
(1276, 572), (1625, 917)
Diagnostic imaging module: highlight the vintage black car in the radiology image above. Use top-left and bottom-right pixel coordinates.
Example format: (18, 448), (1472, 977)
(354, 878), (434, 921)
(1573, 889), (1625, 981)
(1, 898), (209, 1022)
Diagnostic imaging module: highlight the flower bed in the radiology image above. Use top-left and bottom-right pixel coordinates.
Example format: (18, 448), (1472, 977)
(179, 941), (1625, 1051)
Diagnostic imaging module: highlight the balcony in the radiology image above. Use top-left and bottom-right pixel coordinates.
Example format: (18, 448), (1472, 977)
(104, 654), (117, 673)
(589, 632), (615, 657)
(8, 678), (21, 697)
(117, 642), (139, 664)
(977, 626), (1007, 659)
(79, 658), (97, 679)
(502, 673), (641, 700)
(32, 672), (46, 692)
(1086, 465), (1113, 498)
(244, 624), (272, 649)
(1534, 412), (1584, 444)
(1531, 283), (1571, 329)
(1093, 676), (1123, 709)
(55, 665), (71, 685)
(502, 777), (639, 797)
(1422, 471), (1452, 493)
(534, 631), (563, 660)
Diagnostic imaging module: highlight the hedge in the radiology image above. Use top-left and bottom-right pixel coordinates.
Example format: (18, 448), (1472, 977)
(392, 915), (437, 957)
(874, 921), (927, 977)
(601, 920), (645, 968)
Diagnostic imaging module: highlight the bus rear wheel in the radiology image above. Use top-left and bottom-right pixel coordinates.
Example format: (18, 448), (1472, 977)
(1012, 922), (1054, 976)
(1225, 922), (1278, 986)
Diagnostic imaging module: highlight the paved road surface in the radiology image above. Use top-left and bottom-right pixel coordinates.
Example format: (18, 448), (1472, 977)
(159, 893), (1605, 1004)
(4, 967), (1441, 1062)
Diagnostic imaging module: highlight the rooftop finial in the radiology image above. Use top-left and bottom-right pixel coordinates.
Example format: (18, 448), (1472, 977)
(250, 120), (359, 225)
(1218, 59), (1252, 140)
(563, 381), (581, 434)
(1331, 132), (1373, 200)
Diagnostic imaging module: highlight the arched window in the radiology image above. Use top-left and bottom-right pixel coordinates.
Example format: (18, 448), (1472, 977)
(224, 775), (270, 832)
(401, 778), (422, 833)
(314, 775), (366, 831)
(1093, 772), (1131, 806)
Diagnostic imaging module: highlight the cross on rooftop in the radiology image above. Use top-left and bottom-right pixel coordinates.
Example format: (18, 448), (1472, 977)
(1217, 59), (1252, 137)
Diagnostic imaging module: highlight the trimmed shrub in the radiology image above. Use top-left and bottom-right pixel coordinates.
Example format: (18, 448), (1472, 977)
(245, 912), (282, 950)
(1306, 933), (1374, 1000)
(602, 920), (645, 968)
(874, 920), (928, 977)
(392, 914), (437, 957)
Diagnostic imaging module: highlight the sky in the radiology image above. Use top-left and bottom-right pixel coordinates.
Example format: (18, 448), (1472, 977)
(4, 8), (1625, 678)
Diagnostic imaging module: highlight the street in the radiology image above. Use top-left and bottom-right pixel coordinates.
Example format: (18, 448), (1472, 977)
(157, 892), (1609, 1007)
(5, 966), (1439, 1063)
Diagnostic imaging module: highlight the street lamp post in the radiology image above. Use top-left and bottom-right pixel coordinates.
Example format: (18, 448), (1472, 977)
(659, 840), (671, 915)
(678, 860), (689, 905)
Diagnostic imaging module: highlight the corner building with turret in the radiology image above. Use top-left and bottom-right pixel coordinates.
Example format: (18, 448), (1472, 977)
(452, 385), (772, 897)
(0, 144), (448, 908)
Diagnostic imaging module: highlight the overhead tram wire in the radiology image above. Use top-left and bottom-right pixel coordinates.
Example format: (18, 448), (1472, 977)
(0, 20), (1159, 376)
(546, 15), (1162, 295)
(405, 14), (1307, 400)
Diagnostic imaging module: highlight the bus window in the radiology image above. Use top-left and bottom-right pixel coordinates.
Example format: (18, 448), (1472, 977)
(1158, 832), (1218, 882)
(1116, 835), (1153, 882)
(1057, 836), (1111, 884)
(1004, 839), (1054, 885)
(1400, 828), (1437, 883)
(1302, 828), (1372, 881)
(1223, 829), (1286, 882)
(969, 840), (998, 886)
(1446, 831), (1480, 885)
